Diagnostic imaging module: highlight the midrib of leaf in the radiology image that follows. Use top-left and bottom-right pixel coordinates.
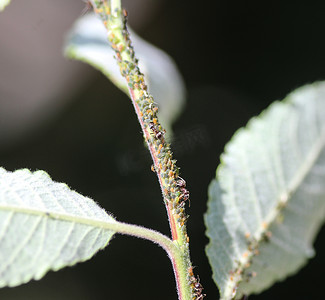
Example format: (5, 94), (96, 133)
(268, 123), (325, 227)
(0, 202), (179, 258)
(0, 204), (115, 229)
(230, 114), (325, 293)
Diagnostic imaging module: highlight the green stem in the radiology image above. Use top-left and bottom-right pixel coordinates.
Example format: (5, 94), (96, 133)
(96, 222), (191, 300)
(90, 1), (201, 299)
(101, 221), (188, 300)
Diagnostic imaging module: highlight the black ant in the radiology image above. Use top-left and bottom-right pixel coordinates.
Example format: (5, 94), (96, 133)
(176, 176), (186, 188)
(193, 276), (205, 299)
(149, 122), (163, 139)
(176, 176), (190, 205)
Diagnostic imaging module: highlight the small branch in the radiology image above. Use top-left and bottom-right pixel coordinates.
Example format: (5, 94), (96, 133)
(89, 1), (204, 299)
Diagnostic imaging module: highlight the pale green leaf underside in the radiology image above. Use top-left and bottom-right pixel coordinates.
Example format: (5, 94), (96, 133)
(64, 13), (186, 134)
(205, 82), (325, 299)
(0, 0), (10, 11)
(0, 168), (116, 288)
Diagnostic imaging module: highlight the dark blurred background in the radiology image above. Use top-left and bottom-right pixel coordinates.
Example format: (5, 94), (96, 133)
(0, 0), (324, 299)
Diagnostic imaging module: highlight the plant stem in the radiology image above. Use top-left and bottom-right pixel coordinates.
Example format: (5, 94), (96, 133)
(90, 1), (203, 299)
(100, 220), (188, 300)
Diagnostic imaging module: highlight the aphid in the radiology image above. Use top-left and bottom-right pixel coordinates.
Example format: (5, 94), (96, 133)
(245, 271), (257, 282)
(140, 82), (147, 90)
(157, 144), (163, 154)
(242, 251), (249, 258)
(116, 52), (122, 60)
(244, 232), (251, 239)
(118, 44), (124, 52)
(148, 102), (157, 111)
(261, 221), (268, 229)
(261, 231), (272, 243)
(231, 287), (237, 298)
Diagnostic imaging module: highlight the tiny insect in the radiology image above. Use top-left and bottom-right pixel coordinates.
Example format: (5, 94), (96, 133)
(155, 131), (163, 139)
(149, 122), (163, 139)
(176, 176), (190, 204)
(148, 103), (158, 111)
(194, 276), (205, 299)
(176, 176), (186, 188)
(122, 9), (128, 27)
(149, 122), (155, 131)
(180, 189), (190, 201)
(245, 271), (257, 282)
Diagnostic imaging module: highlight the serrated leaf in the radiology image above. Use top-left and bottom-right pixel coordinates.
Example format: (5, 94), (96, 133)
(0, 168), (116, 288)
(205, 82), (325, 299)
(64, 13), (186, 134)
(0, 0), (10, 11)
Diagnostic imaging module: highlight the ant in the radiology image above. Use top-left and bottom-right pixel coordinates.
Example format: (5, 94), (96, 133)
(193, 276), (205, 299)
(176, 176), (190, 205)
(149, 122), (163, 139)
(176, 176), (186, 188)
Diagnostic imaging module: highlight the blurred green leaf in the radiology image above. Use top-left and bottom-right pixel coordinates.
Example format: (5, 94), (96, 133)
(0, 0), (10, 11)
(0, 168), (116, 287)
(64, 13), (186, 134)
(205, 82), (325, 299)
